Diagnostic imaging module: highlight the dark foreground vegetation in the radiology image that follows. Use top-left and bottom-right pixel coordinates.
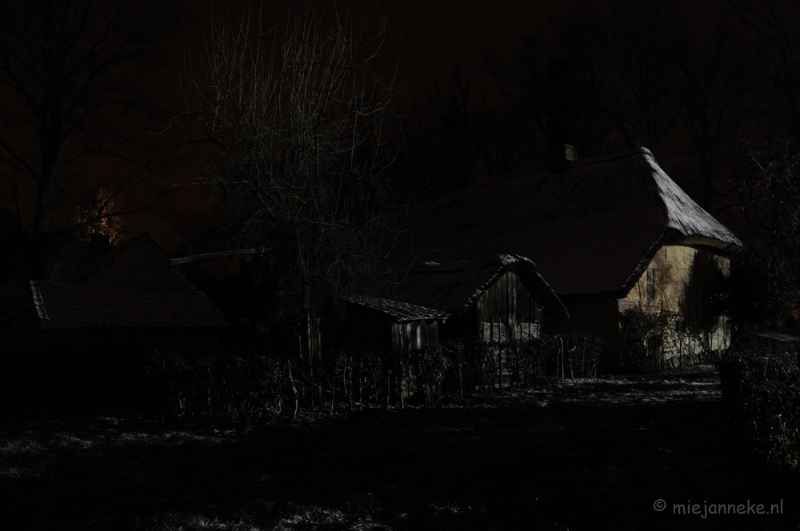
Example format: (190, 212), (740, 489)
(128, 313), (710, 422)
(139, 335), (602, 422)
(2, 365), (797, 530)
(720, 344), (800, 473)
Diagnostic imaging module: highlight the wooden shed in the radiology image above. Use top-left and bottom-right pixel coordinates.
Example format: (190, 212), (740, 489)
(398, 254), (569, 343)
(324, 295), (448, 353)
(327, 254), (567, 355)
(0, 233), (229, 401)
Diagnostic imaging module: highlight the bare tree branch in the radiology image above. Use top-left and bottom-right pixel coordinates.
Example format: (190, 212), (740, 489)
(0, 0), (182, 279)
(179, 5), (398, 333)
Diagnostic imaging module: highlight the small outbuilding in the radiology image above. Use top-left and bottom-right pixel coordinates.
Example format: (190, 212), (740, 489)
(325, 254), (567, 397)
(398, 254), (569, 343)
(0, 233), (229, 400)
(325, 295), (448, 354)
(328, 254), (568, 354)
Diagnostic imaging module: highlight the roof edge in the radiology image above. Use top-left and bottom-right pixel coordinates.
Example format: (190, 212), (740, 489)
(461, 255), (570, 320)
(338, 295), (449, 322)
(385, 147), (656, 214)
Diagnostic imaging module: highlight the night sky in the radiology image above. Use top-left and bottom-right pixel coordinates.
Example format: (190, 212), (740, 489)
(124, 0), (572, 243)
(186, 0), (564, 104)
(138, 0), (730, 238)
(0, 0), (769, 246)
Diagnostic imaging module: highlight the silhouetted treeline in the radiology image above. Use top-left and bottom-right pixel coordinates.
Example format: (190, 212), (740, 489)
(391, 0), (800, 216)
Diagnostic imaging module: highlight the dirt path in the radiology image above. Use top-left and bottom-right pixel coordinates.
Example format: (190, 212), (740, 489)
(1, 365), (797, 530)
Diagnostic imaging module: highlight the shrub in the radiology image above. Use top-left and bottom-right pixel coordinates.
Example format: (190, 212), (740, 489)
(561, 335), (602, 379)
(719, 348), (800, 472)
(407, 335), (600, 400)
(608, 309), (669, 373)
(143, 350), (287, 423)
(140, 333), (604, 419)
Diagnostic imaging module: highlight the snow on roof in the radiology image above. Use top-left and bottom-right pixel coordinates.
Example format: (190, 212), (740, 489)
(339, 295), (448, 322)
(639, 153), (742, 248)
(390, 148), (742, 297)
(398, 254), (569, 320)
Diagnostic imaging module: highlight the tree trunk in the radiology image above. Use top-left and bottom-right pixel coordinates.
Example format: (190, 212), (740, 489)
(287, 360), (299, 420)
(29, 161), (57, 281)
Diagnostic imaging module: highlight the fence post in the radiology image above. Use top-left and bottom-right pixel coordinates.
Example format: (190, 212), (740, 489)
(386, 369), (392, 410)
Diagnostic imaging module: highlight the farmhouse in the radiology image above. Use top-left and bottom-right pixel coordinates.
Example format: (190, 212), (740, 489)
(390, 147), (742, 365)
(327, 254), (568, 353)
(0, 233), (229, 397)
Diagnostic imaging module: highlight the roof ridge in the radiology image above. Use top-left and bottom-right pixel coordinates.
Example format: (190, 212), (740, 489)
(386, 147), (655, 214)
(36, 279), (203, 293)
(567, 146), (652, 169)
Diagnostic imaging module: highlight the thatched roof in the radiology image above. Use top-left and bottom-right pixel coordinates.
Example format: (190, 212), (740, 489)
(390, 148), (742, 297)
(397, 254), (569, 320)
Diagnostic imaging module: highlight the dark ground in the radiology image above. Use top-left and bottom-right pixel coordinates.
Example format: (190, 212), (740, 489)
(1, 365), (797, 530)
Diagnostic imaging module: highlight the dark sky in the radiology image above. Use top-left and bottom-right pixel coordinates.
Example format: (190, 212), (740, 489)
(366, 0), (561, 101)
(187, 0), (566, 104)
(143, 0), (569, 246)
(176, 0), (727, 112)
(138, 0), (733, 245)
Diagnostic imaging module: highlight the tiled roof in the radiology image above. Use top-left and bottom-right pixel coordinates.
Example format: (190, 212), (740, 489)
(340, 295), (448, 322)
(30, 281), (230, 330)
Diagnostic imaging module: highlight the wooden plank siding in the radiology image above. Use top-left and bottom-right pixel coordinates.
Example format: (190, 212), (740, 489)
(391, 320), (439, 352)
(476, 271), (541, 342)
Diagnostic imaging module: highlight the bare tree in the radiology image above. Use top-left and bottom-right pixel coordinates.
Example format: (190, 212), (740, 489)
(601, 0), (687, 150)
(405, 65), (489, 192)
(0, 0), (180, 279)
(673, 25), (765, 211)
(725, 137), (800, 326)
(729, 0), (800, 142)
(181, 7), (397, 357)
(504, 8), (624, 159)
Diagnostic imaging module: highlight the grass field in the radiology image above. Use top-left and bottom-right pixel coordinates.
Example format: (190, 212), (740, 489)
(1, 365), (797, 530)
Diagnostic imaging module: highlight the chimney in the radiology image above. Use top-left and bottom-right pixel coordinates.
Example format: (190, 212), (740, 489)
(565, 144), (579, 162)
(546, 59), (579, 172)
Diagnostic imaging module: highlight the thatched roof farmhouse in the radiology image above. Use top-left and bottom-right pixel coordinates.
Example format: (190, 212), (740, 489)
(390, 147), (742, 364)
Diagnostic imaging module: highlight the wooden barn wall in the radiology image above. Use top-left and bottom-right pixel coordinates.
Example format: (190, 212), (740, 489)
(323, 302), (441, 354)
(391, 320), (439, 352)
(475, 270), (541, 342)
